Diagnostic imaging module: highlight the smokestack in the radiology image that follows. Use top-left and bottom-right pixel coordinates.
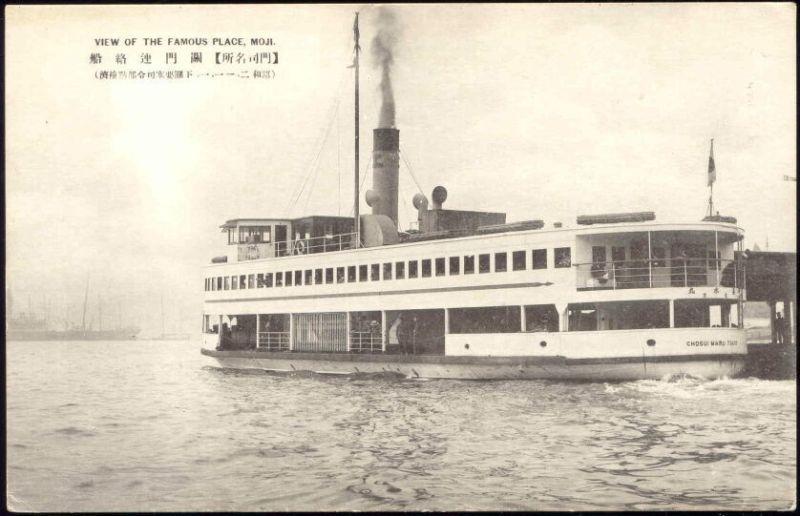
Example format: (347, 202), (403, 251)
(367, 128), (400, 227)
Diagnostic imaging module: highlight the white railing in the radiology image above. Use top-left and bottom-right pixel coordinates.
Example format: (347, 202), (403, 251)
(275, 232), (359, 257)
(576, 259), (741, 290)
(349, 331), (382, 353)
(257, 331), (290, 351)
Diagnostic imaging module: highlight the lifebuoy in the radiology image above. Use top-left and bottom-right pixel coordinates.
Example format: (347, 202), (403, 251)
(293, 240), (306, 255)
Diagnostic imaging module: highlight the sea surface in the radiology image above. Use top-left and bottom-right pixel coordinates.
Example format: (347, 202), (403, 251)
(6, 340), (796, 511)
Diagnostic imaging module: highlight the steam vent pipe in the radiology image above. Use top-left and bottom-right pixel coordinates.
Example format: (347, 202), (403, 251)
(368, 127), (400, 227)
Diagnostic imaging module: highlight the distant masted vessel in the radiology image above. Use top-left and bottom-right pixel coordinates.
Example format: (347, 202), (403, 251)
(200, 15), (747, 380)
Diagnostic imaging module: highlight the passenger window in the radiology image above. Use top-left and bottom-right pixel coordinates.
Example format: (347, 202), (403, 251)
(396, 261), (406, 279)
(225, 277), (231, 290)
(256, 274), (264, 288)
(266, 273), (273, 287)
(449, 256), (460, 275)
(240, 275), (246, 288)
(525, 305), (559, 332)
(348, 266), (357, 282)
(421, 259), (432, 278)
(295, 270), (303, 286)
(276, 272), (283, 287)
(304, 269), (312, 285)
(479, 254), (490, 273)
(284, 271), (292, 286)
(231, 276), (237, 290)
(314, 268), (323, 284)
(512, 251), (526, 271)
(495, 252), (507, 272)
(464, 255), (475, 274)
(409, 260), (419, 278)
(555, 248), (571, 268)
(435, 258), (445, 276)
(359, 265), (368, 282)
(383, 262), (392, 280)
(325, 268), (334, 284)
(532, 249), (547, 269)
(336, 267), (345, 283)
(248, 274), (255, 289)
(371, 264), (380, 281)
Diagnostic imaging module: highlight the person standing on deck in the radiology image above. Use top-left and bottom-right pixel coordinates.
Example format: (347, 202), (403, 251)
(775, 312), (786, 344)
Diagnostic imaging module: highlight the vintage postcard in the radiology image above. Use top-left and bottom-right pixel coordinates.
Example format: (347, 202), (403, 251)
(5, 3), (796, 512)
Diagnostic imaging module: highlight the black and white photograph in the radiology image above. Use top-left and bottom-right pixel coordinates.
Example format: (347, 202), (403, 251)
(5, 3), (796, 511)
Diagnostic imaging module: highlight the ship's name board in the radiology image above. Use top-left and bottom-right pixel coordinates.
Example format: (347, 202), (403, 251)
(685, 340), (739, 347)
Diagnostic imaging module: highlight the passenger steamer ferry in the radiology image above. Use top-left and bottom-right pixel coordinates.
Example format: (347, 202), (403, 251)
(200, 15), (748, 380)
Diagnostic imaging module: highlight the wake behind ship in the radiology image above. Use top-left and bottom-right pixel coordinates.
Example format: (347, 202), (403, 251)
(199, 14), (748, 380)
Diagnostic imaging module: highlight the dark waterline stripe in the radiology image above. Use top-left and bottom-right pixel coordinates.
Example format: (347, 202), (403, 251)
(200, 348), (745, 366)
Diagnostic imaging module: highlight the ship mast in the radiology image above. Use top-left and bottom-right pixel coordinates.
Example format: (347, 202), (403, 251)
(81, 274), (89, 334)
(353, 12), (361, 248)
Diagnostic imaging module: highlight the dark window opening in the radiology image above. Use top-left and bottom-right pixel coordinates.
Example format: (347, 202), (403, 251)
(314, 269), (323, 285)
(494, 252), (507, 272)
(257, 273), (265, 288)
(449, 256), (460, 275)
(325, 268), (334, 284)
(383, 262), (392, 280)
(275, 272), (283, 287)
(348, 266), (357, 282)
(525, 305), (559, 332)
(450, 306), (521, 334)
(568, 301), (670, 331)
(674, 299), (735, 328)
(304, 269), (312, 285)
(266, 273), (273, 287)
(229, 276), (236, 290)
(421, 259), (432, 278)
(294, 270), (302, 286)
(464, 255), (475, 274)
(396, 261), (405, 279)
(512, 251), (526, 271)
(359, 265), (368, 282)
(248, 274), (255, 289)
(336, 267), (345, 283)
(240, 275), (246, 288)
(478, 254), (490, 273)
(435, 258), (446, 276)
(409, 260), (419, 278)
(371, 264), (380, 281)
(555, 247), (571, 268)
(532, 249), (547, 269)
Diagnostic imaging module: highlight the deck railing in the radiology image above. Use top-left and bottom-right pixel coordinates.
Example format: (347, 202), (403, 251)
(275, 232), (359, 257)
(257, 331), (290, 351)
(575, 258), (741, 290)
(349, 331), (383, 353)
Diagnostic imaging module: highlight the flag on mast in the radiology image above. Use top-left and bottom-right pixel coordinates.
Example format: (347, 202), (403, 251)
(707, 139), (716, 186)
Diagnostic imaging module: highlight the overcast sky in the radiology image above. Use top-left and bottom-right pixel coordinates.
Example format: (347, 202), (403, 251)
(6, 4), (795, 334)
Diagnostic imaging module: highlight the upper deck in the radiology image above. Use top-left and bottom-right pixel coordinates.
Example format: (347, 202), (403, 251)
(203, 219), (745, 313)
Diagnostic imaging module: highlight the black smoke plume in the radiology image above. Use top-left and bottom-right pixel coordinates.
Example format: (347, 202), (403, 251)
(370, 7), (400, 128)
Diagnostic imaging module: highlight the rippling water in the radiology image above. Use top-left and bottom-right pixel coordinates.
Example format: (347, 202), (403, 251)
(6, 340), (796, 511)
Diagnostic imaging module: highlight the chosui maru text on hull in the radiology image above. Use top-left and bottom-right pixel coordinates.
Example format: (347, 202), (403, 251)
(199, 14), (748, 380)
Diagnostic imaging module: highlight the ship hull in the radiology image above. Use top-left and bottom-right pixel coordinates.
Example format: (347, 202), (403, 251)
(201, 348), (745, 381)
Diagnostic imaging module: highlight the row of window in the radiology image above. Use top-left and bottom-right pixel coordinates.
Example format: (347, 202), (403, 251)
(205, 247), (573, 292)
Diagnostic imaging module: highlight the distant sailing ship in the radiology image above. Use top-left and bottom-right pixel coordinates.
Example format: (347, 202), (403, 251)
(5, 280), (140, 341)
